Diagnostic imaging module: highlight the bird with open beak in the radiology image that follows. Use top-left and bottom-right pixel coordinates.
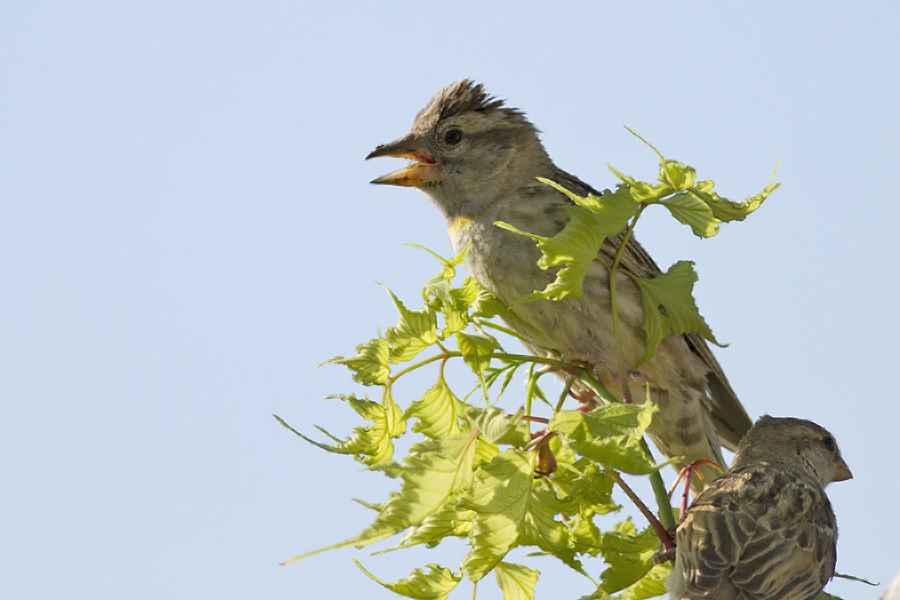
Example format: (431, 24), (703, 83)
(367, 79), (753, 491)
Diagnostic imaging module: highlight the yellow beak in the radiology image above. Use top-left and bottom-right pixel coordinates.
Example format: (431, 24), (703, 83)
(832, 456), (852, 482)
(366, 134), (440, 187)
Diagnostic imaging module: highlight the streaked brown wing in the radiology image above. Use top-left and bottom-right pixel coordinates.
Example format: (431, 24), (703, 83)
(678, 469), (836, 600)
(675, 480), (756, 598)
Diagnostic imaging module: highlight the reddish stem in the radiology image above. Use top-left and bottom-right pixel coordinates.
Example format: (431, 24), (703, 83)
(604, 466), (674, 549)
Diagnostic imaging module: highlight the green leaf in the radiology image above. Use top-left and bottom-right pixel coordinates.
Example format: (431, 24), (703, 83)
(322, 336), (390, 385)
(469, 279), (509, 319)
(460, 449), (535, 581)
(383, 286), (439, 363)
(661, 167), (777, 238)
(549, 403), (659, 474)
(415, 243), (468, 306)
(351, 497), (383, 511)
(474, 437), (501, 468)
(833, 572), (878, 586)
(568, 461), (619, 518)
(366, 460), (404, 478)
(660, 191), (718, 237)
(406, 374), (468, 439)
(658, 160), (695, 191)
(440, 281), (480, 336)
(570, 513), (604, 559)
(538, 178), (641, 226)
(610, 134), (776, 237)
(280, 433), (477, 565)
(456, 331), (501, 388)
(660, 175), (777, 238)
(519, 485), (585, 574)
(612, 562), (670, 600)
(551, 458), (620, 557)
(416, 245), (481, 336)
(389, 507), (475, 551)
(690, 169), (778, 223)
(423, 269), (454, 309)
(481, 362), (522, 402)
(354, 560), (462, 600)
(632, 260), (723, 366)
(362, 433), (477, 536)
(495, 205), (622, 303)
(607, 166), (674, 203)
(494, 179), (638, 303)
(467, 406), (530, 447)
(495, 562), (540, 600)
(588, 521), (660, 597)
(274, 393), (404, 465)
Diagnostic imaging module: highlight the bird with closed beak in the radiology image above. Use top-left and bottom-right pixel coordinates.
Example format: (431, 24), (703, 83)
(667, 415), (852, 600)
(366, 79), (752, 488)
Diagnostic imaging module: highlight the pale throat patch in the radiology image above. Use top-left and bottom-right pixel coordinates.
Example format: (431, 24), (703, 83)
(447, 215), (475, 234)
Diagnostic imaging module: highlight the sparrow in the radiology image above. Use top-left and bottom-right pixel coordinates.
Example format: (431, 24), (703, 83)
(666, 415), (852, 600)
(366, 79), (753, 486)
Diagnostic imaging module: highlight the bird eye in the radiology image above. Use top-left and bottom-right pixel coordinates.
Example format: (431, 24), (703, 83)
(822, 436), (835, 452)
(444, 129), (463, 145)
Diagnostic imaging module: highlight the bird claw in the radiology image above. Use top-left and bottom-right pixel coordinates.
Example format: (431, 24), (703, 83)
(652, 525), (678, 564)
(653, 547), (676, 565)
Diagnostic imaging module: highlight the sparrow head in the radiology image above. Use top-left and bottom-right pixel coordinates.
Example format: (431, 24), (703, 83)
(366, 80), (554, 216)
(733, 415), (852, 488)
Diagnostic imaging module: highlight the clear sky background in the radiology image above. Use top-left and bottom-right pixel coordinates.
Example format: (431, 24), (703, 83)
(3, 2), (898, 599)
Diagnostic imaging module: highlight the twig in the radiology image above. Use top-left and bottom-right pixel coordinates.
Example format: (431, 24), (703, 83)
(641, 439), (676, 531)
(607, 204), (647, 404)
(666, 459), (724, 518)
(603, 465), (674, 550)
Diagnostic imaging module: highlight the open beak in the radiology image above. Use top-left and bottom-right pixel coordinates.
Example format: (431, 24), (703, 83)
(366, 134), (440, 187)
(832, 456), (853, 482)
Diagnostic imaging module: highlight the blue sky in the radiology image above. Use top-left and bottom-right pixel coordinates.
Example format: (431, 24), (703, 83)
(3, 2), (898, 598)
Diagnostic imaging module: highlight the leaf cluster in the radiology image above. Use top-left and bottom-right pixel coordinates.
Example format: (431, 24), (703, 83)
(278, 140), (793, 599)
